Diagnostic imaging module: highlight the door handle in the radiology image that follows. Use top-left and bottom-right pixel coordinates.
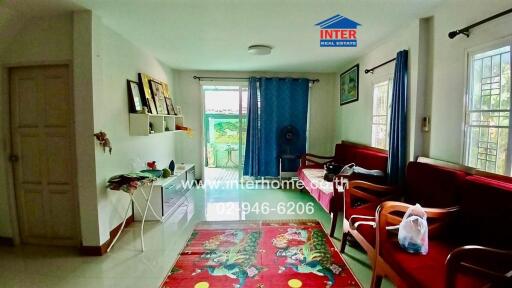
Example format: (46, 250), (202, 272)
(9, 154), (19, 163)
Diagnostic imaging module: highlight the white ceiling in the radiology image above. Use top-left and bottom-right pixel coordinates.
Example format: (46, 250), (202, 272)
(2, 0), (443, 72)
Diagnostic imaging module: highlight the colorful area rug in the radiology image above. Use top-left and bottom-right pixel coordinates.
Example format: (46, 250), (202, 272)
(161, 220), (361, 288)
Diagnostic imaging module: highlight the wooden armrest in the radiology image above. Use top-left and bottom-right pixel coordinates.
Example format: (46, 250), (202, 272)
(446, 246), (512, 287)
(300, 153), (334, 167)
(376, 201), (459, 242)
(345, 180), (398, 209)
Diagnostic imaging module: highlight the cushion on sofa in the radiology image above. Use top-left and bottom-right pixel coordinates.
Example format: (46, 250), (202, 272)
(460, 176), (512, 249)
(334, 143), (388, 170)
(382, 238), (497, 288)
(355, 220), (376, 247)
(381, 238), (457, 288)
(405, 162), (467, 208)
(297, 168), (334, 212)
(347, 205), (377, 246)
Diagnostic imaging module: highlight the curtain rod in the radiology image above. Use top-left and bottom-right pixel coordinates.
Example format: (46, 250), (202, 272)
(193, 76), (320, 83)
(364, 58), (396, 74)
(448, 8), (512, 39)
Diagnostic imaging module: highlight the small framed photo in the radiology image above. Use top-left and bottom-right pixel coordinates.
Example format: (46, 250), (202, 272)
(165, 97), (177, 115)
(127, 80), (144, 113)
(149, 80), (169, 115)
(340, 64), (359, 106)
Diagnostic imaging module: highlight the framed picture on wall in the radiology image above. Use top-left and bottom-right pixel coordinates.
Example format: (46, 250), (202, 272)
(165, 97), (177, 115)
(127, 80), (144, 113)
(149, 80), (169, 115)
(340, 64), (359, 106)
(138, 73), (164, 114)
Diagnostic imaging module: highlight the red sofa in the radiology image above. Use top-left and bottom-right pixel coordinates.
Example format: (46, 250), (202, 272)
(298, 141), (388, 236)
(372, 161), (512, 288)
(341, 160), (467, 270)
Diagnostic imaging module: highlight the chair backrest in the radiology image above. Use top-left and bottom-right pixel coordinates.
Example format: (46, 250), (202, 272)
(405, 161), (468, 208)
(334, 141), (388, 172)
(460, 176), (512, 249)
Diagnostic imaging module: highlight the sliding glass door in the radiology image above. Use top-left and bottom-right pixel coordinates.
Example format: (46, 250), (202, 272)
(202, 84), (248, 183)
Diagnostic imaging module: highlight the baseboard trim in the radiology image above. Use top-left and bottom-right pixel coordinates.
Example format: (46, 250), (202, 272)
(0, 236), (14, 246)
(80, 214), (134, 256)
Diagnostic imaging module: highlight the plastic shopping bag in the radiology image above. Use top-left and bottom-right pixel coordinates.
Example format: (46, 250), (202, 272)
(398, 204), (428, 255)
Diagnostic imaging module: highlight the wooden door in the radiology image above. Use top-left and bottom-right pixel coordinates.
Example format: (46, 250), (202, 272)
(10, 65), (79, 246)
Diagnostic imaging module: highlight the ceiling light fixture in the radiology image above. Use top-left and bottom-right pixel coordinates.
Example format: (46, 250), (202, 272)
(248, 45), (272, 55)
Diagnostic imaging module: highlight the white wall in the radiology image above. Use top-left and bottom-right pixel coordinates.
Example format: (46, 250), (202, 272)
(92, 15), (178, 245)
(0, 14), (74, 238)
(335, 19), (425, 160)
(73, 11), (101, 246)
(174, 70), (337, 179)
(0, 12), (179, 246)
(335, 0), (512, 166)
(429, 0), (512, 163)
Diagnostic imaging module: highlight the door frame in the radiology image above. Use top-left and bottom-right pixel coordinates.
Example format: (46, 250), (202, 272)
(200, 82), (248, 182)
(2, 61), (80, 246)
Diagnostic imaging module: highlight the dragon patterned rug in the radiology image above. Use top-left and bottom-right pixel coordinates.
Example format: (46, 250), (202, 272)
(160, 220), (361, 288)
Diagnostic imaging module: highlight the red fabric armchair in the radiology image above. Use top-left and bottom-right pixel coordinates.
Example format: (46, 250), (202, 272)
(340, 160), (467, 269)
(373, 201), (460, 288)
(371, 171), (512, 288)
(446, 246), (512, 288)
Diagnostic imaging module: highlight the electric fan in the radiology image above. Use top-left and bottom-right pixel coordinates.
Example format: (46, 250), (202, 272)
(279, 125), (302, 175)
(279, 125), (300, 155)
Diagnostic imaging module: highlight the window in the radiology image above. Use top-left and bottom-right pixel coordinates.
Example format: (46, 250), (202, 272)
(371, 79), (393, 149)
(464, 44), (511, 175)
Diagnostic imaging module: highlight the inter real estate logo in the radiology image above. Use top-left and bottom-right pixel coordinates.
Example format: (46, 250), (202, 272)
(316, 14), (361, 47)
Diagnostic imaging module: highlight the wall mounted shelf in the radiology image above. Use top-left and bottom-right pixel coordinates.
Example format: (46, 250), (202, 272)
(129, 113), (184, 136)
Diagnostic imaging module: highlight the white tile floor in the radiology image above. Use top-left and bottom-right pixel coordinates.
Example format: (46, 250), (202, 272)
(0, 186), (390, 288)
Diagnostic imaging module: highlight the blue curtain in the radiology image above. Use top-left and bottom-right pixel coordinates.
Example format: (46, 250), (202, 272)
(244, 77), (309, 177)
(243, 77), (260, 176)
(387, 50), (408, 185)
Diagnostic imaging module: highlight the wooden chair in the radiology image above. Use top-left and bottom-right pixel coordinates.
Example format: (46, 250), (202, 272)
(446, 246), (512, 287)
(372, 201), (459, 288)
(340, 180), (399, 263)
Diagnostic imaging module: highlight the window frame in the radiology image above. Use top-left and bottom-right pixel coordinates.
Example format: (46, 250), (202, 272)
(463, 38), (512, 176)
(371, 75), (394, 150)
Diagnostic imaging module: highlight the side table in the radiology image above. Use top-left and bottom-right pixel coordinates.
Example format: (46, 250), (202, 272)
(106, 172), (163, 252)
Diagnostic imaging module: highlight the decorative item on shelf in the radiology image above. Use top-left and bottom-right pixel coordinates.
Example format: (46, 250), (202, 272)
(165, 123), (170, 131)
(93, 131), (112, 154)
(138, 73), (177, 116)
(127, 80), (144, 113)
(340, 64), (359, 106)
(176, 124), (193, 136)
(139, 73), (160, 114)
(149, 79), (169, 115)
(161, 82), (177, 116)
(162, 168), (171, 178)
(164, 97), (177, 115)
(149, 121), (154, 134)
(147, 161), (157, 170)
(168, 160), (175, 175)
